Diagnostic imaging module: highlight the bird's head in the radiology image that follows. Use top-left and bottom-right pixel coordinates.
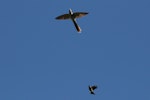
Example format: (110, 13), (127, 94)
(69, 8), (73, 15)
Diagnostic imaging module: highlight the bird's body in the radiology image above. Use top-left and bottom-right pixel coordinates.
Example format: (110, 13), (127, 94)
(55, 9), (88, 33)
(88, 85), (97, 95)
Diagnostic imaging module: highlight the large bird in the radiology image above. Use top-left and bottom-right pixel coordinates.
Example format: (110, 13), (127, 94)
(55, 9), (88, 33)
(88, 85), (98, 95)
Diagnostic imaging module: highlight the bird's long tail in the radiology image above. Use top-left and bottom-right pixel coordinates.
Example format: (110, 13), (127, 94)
(72, 19), (81, 33)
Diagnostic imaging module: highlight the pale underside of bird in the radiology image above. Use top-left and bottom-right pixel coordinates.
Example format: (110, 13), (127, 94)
(88, 85), (98, 95)
(55, 9), (88, 33)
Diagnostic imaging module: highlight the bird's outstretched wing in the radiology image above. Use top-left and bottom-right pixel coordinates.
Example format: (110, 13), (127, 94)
(73, 12), (88, 18)
(55, 14), (71, 20)
(88, 86), (91, 91)
(92, 86), (97, 90)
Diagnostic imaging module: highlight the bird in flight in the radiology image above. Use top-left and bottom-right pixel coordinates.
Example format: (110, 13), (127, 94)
(88, 85), (98, 95)
(55, 9), (88, 33)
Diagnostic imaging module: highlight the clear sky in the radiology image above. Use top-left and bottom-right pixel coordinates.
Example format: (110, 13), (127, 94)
(0, 0), (150, 100)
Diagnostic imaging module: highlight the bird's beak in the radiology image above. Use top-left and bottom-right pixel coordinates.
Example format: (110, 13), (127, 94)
(69, 8), (73, 15)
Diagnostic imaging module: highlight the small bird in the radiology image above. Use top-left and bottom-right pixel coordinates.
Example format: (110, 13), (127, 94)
(88, 85), (98, 95)
(55, 9), (88, 33)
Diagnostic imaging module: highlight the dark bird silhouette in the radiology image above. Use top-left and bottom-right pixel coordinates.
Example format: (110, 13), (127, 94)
(88, 85), (97, 95)
(55, 9), (88, 33)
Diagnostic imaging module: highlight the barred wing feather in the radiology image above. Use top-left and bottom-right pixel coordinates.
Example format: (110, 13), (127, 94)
(55, 14), (71, 20)
(73, 12), (88, 18)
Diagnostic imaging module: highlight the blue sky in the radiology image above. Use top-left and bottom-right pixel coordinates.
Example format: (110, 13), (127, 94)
(0, 0), (150, 100)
